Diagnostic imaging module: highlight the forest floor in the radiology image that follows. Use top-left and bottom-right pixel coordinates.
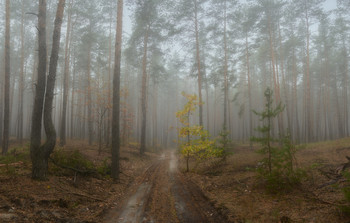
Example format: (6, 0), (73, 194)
(0, 141), (159, 223)
(1, 138), (350, 222)
(183, 137), (350, 223)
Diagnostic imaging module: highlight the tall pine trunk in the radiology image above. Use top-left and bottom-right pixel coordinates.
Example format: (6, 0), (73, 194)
(2, 0), (10, 155)
(111, 0), (123, 180)
(18, 0), (25, 145)
(194, 0), (203, 127)
(60, 0), (72, 146)
(140, 27), (149, 155)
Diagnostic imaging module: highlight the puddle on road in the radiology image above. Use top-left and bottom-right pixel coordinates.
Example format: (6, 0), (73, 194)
(169, 151), (177, 173)
(117, 183), (151, 223)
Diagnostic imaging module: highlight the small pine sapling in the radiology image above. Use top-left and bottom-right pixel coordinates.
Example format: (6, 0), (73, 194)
(251, 87), (284, 175)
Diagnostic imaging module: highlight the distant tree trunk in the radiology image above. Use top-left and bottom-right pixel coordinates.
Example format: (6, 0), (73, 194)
(140, 26), (149, 155)
(2, 0), (10, 155)
(152, 82), (158, 150)
(70, 55), (76, 139)
(31, 0), (65, 180)
(304, 3), (313, 142)
(60, 0), (72, 146)
(267, 15), (283, 137)
(87, 39), (93, 145)
(111, 0), (123, 180)
(106, 7), (113, 147)
(194, 0), (203, 127)
(204, 72), (210, 132)
(292, 47), (300, 141)
(278, 25), (291, 133)
(341, 46), (349, 136)
(223, 0), (228, 132)
(245, 33), (253, 147)
(17, 0), (25, 145)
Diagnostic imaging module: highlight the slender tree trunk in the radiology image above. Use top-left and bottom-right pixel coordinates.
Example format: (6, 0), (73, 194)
(292, 47), (300, 141)
(268, 15), (284, 138)
(222, 0), (228, 132)
(278, 25), (291, 132)
(70, 55), (76, 139)
(140, 26), (149, 155)
(60, 0), (72, 146)
(43, 0), (65, 155)
(106, 6), (113, 147)
(152, 82), (158, 150)
(245, 32), (253, 147)
(2, 0), (10, 155)
(87, 39), (93, 145)
(194, 0), (203, 127)
(342, 46), (349, 136)
(305, 2), (312, 142)
(18, 0), (25, 145)
(111, 0), (123, 180)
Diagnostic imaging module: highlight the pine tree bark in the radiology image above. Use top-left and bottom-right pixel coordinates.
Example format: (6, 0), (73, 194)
(70, 55), (76, 139)
(194, 0), (203, 127)
(87, 40), (93, 145)
(18, 0), (25, 145)
(223, 0), (228, 132)
(2, 0), (10, 155)
(140, 26), (149, 155)
(305, 2), (313, 142)
(245, 32), (253, 147)
(60, 0), (72, 147)
(111, 0), (123, 180)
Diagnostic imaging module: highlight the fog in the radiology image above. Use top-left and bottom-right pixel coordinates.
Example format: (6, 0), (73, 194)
(0, 0), (349, 152)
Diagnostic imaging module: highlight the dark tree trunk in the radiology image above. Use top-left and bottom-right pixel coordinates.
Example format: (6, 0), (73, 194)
(2, 0), (10, 155)
(31, 0), (65, 180)
(30, 0), (48, 180)
(111, 0), (123, 180)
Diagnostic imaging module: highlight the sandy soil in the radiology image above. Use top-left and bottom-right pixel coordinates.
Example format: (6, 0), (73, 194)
(104, 150), (229, 223)
(183, 140), (350, 223)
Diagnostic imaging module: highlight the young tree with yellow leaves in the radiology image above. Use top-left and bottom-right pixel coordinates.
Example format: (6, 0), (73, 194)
(176, 92), (222, 172)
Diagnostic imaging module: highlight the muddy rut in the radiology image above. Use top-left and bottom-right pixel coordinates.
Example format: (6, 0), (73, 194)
(104, 151), (229, 223)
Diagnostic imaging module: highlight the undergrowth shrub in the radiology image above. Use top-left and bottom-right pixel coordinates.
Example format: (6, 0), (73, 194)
(340, 172), (350, 215)
(0, 147), (30, 175)
(50, 149), (95, 176)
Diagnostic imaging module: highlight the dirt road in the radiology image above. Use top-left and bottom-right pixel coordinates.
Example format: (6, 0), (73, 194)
(104, 151), (229, 223)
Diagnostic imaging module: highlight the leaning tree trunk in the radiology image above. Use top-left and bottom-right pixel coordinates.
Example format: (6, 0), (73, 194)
(2, 0), (10, 155)
(31, 0), (65, 180)
(111, 0), (123, 180)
